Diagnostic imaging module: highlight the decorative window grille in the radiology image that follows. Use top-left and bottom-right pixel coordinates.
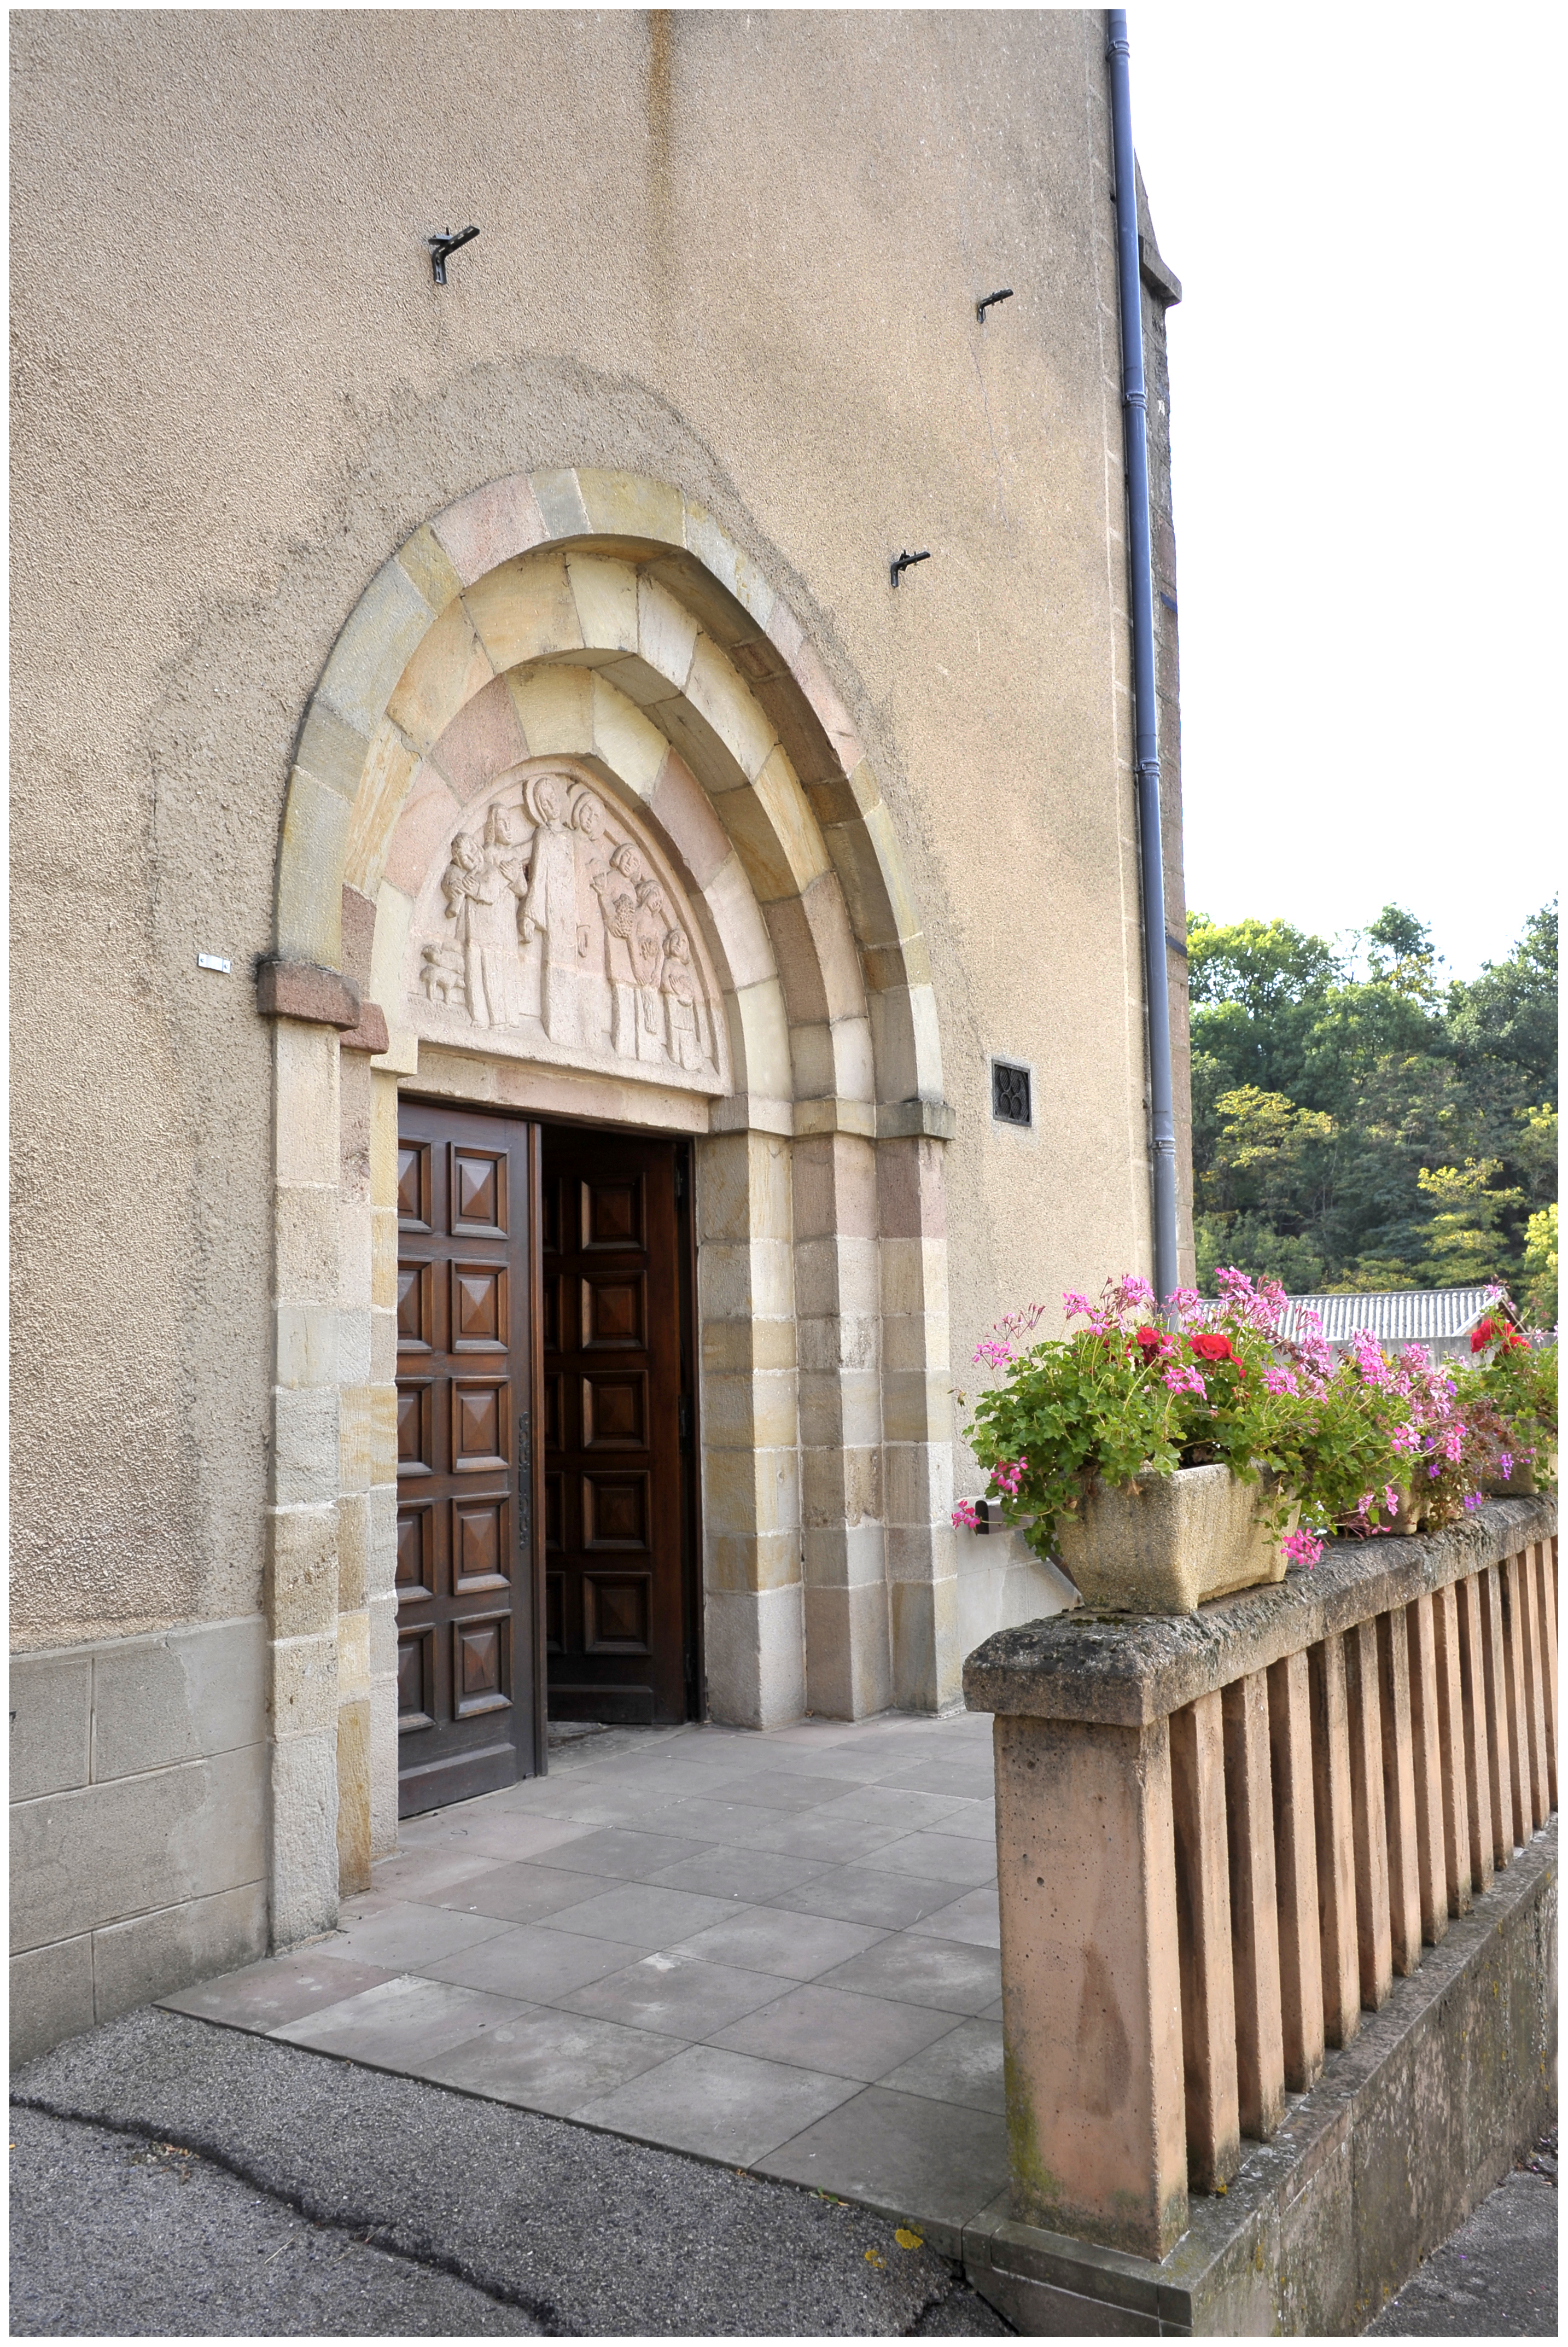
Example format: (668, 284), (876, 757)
(992, 1061), (1032, 1127)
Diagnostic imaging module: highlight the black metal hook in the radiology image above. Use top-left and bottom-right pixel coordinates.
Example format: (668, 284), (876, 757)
(890, 550), (931, 589)
(976, 287), (1015, 324)
(427, 226), (480, 285)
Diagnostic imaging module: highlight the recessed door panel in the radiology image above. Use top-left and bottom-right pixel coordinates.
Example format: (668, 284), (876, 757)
(394, 1101), (542, 1816)
(454, 1495), (510, 1593)
(397, 1383), (433, 1477)
(581, 1272), (646, 1350)
(582, 1470), (650, 1550)
(584, 1573), (653, 1653)
(453, 1612), (510, 1719)
(581, 1175), (644, 1252)
(451, 1262), (506, 1350)
(451, 1146), (507, 1237)
(398, 1626), (434, 1732)
(451, 1377), (509, 1473)
(582, 1372), (648, 1449)
(398, 1261), (433, 1352)
(398, 1143), (432, 1231)
(397, 1504), (435, 1604)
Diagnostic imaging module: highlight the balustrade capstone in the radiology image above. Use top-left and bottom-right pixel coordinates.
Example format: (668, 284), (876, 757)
(963, 1498), (1559, 2263)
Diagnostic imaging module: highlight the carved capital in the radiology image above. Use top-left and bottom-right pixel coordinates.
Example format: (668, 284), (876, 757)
(256, 955), (362, 1030)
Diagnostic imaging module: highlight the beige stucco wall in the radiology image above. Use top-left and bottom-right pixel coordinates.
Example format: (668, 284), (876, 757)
(11, 7), (1167, 1656)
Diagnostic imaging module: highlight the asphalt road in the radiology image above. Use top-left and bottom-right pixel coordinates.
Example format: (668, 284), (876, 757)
(10, 2007), (1011, 2338)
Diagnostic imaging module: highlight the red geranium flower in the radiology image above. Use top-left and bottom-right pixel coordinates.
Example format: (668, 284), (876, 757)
(1191, 1332), (1237, 1364)
(1134, 1325), (1162, 1358)
(1471, 1317), (1496, 1353)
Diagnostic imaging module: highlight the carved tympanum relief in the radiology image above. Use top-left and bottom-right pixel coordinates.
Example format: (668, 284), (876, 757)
(402, 765), (730, 1093)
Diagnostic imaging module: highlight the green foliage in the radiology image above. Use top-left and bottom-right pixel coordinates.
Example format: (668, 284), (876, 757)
(1187, 901), (1558, 1299)
(1522, 1203), (1559, 1329)
(1456, 1321), (1558, 1482)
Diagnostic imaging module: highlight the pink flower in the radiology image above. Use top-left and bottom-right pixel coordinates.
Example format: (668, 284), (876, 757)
(1384, 1484), (1399, 1516)
(1062, 1291), (1092, 1320)
(1391, 1422), (1419, 1453)
(1284, 1528), (1324, 1570)
(1164, 1362), (1209, 1400)
(1263, 1365), (1299, 1396)
(991, 1458), (1027, 1500)
(1500, 1452), (1514, 1479)
(1169, 1286), (1203, 1318)
(952, 1501), (981, 1530)
(974, 1339), (1013, 1372)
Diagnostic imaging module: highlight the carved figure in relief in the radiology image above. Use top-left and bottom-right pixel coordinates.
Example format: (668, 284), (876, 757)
(631, 882), (671, 1059)
(421, 942), (466, 1005)
(414, 770), (722, 1086)
(444, 827), (525, 1029)
(591, 843), (643, 1058)
(520, 778), (580, 1044)
(661, 927), (706, 1071)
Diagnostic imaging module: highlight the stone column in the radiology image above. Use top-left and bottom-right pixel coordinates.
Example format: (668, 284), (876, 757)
(268, 1016), (344, 1947)
(696, 1125), (804, 1727)
(877, 1122), (960, 1711)
(794, 1125), (891, 1718)
(364, 1067), (401, 1862)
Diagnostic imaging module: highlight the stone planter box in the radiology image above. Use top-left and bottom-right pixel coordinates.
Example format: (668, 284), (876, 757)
(1053, 1463), (1291, 1615)
(1484, 1455), (1555, 1498)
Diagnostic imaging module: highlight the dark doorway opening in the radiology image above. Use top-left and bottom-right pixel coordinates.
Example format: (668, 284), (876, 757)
(540, 1122), (701, 1728)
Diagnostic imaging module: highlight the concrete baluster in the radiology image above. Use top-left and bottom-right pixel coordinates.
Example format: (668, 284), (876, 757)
(1404, 1594), (1449, 1943)
(1221, 1671), (1285, 2139)
(1343, 1617), (1393, 2010)
(1375, 1606), (1423, 1976)
(1169, 1692), (1241, 2189)
(1430, 1582), (1473, 1916)
(1500, 1551), (1532, 1850)
(990, 1713), (1188, 2260)
(1515, 1548), (1550, 1831)
(1307, 1635), (1360, 2046)
(1479, 1565), (1517, 1867)
(1267, 1650), (1325, 2092)
(1532, 1540), (1558, 1813)
(1454, 1574), (1495, 1896)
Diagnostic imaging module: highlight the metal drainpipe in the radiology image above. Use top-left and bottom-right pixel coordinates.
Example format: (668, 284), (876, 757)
(1107, 9), (1180, 1308)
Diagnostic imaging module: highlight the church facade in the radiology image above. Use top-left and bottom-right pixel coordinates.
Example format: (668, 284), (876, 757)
(10, 9), (1191, 2059)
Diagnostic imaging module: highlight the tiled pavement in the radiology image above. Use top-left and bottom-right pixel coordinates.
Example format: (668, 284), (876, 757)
(162, 1708), (1010, 2252)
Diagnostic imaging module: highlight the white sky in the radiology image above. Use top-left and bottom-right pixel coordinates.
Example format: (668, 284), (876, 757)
(1126, 5), (1562, 982)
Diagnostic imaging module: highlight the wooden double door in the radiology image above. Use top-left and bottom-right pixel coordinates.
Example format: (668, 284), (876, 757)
(395, 1103), (696, 1815)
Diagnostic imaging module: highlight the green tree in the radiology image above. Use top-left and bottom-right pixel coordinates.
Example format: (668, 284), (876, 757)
(1522, 1202), (1559, 1327)
(1185, 902), (1558, 1296)
(1414, 1158), (1525, 1286)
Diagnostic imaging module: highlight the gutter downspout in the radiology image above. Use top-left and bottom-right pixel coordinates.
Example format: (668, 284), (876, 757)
(1107, 10), (1180, 1309)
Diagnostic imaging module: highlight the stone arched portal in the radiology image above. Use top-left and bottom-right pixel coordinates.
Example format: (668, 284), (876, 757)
(265, 470), (956, 1946)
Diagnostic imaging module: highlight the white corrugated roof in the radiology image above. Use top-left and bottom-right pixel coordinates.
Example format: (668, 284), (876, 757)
(1275, 1288), (1517, 1344)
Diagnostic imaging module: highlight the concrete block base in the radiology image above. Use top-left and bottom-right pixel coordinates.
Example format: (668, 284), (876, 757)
(964, 1821), (1557, 2336)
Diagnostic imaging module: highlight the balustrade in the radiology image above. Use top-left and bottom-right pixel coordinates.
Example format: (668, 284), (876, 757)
(963, 1500), (1559, 2262)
